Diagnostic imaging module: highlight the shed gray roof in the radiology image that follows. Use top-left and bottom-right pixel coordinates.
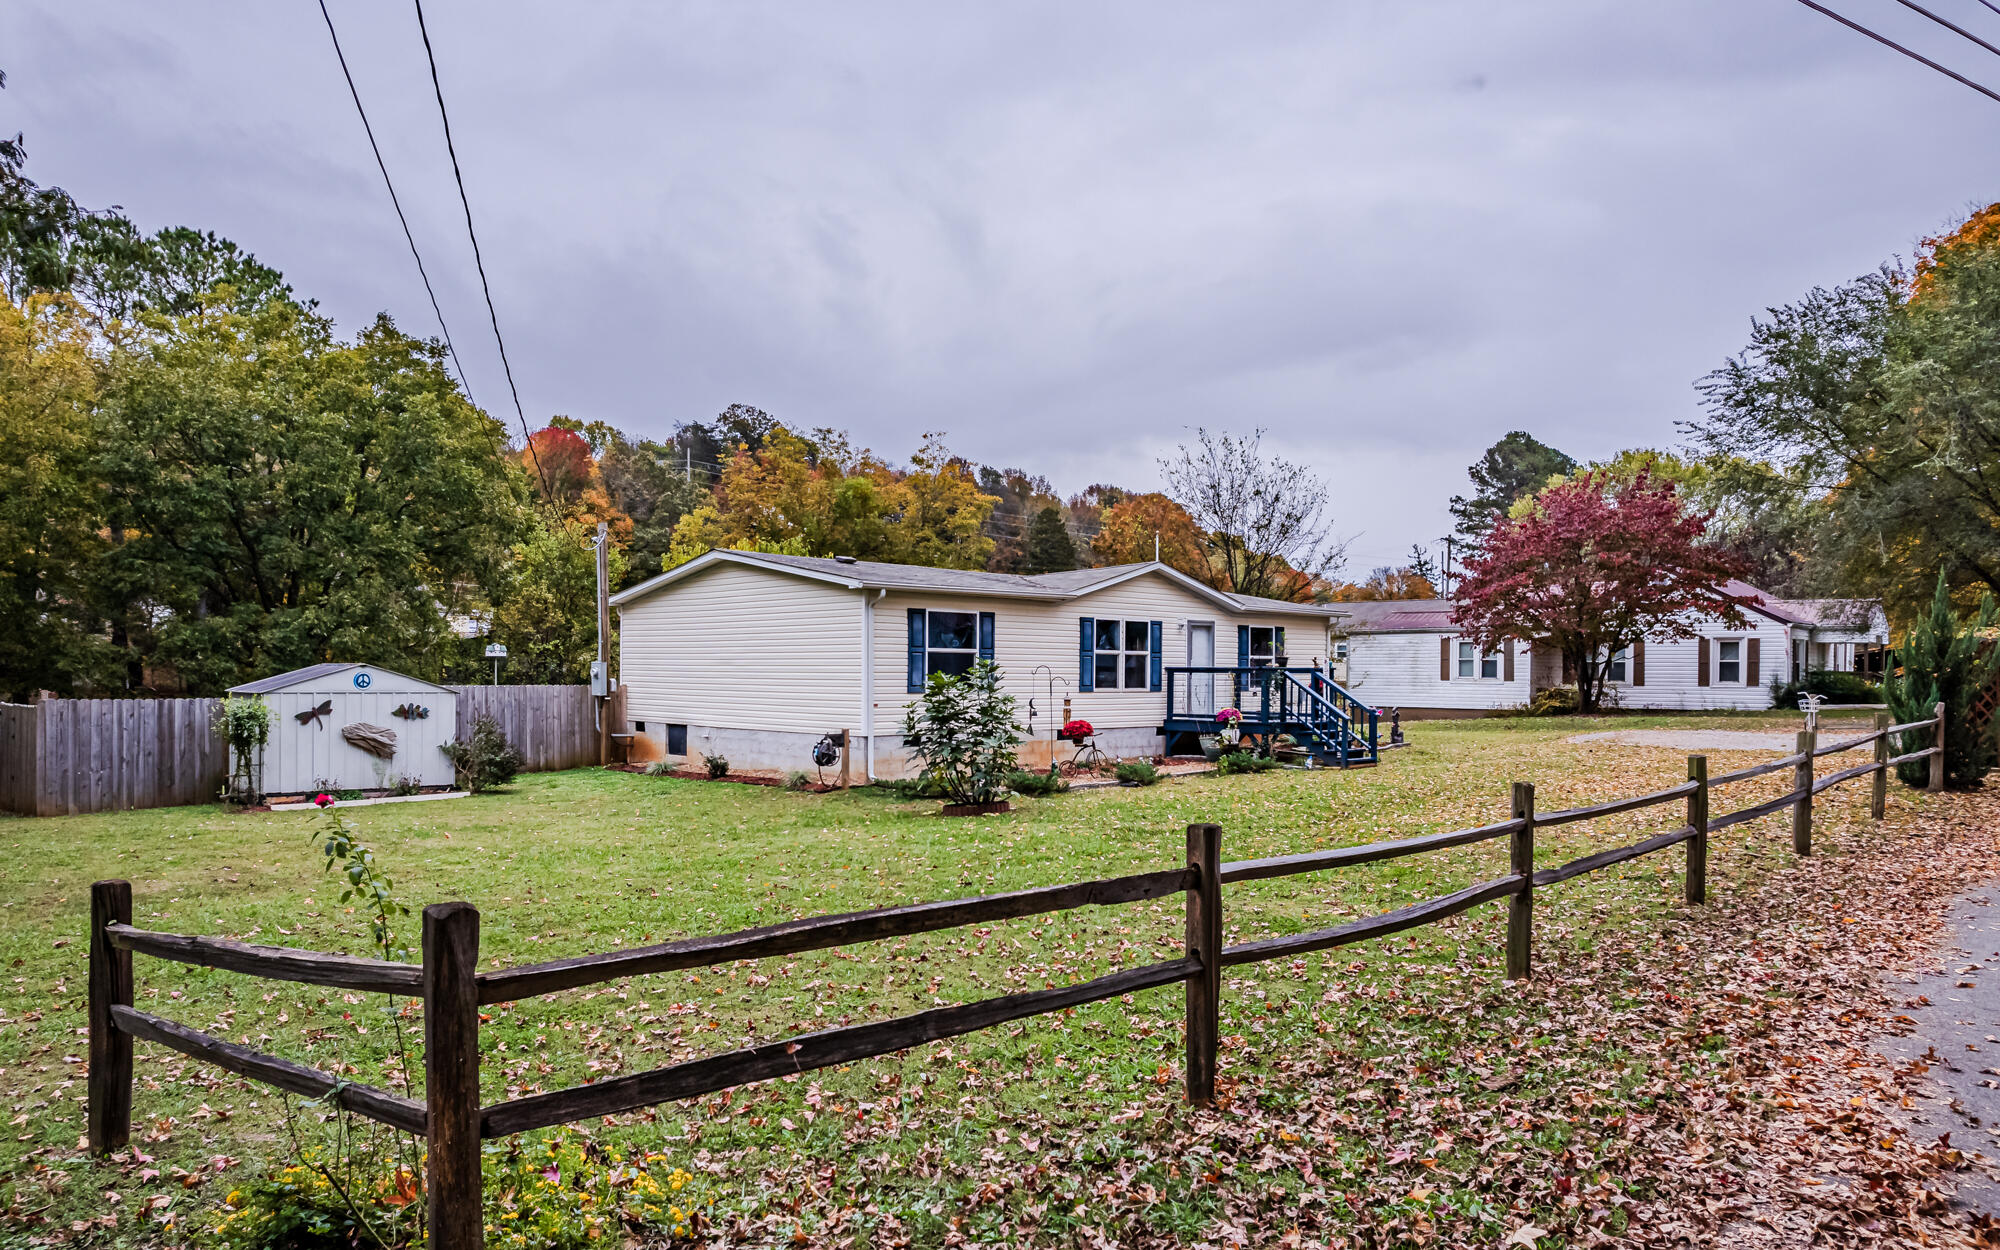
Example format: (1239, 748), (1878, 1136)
(228, 662), (452, 695)
(611, 549), (1345, 617)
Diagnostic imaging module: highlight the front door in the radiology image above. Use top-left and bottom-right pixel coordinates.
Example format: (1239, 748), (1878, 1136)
(1187, 622), (1215, 718)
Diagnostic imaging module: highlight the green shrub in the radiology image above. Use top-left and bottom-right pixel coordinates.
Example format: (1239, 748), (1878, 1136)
(1216, 750), (1277, 775)
(784, 769), (811, 790)
(214, 694), (273, 801)
(387, 775), (421, 797)
(441, 714), (524, 793)
(1769, 669), (1881, 709)
(643, 759), (674, 777)
(881, 772), (951, 800)
(1887, 570), (2000, 788)
(703, 752), (730, 779)
(1526, 685), (1581, 717)
(901, 660), (1023, 806)
(1007, 766), (1069, 797)
(1114, 760), (1161, 786)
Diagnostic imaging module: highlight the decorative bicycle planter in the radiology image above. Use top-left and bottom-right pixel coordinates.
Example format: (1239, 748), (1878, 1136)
(1060, 719), (1106, 769)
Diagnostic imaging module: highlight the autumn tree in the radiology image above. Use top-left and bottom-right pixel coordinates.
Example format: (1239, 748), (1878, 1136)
(1161, 428), (1346, 601)
(1022, 505), (1077, 573)
(1691, 202), (2000, 618)
(1454, 471), (1755, 712)
(888, 433), (997, 570)
(1449, 431), (1577, 544)
(1329, 566), (1438, 601)
(1089, 492), (1210, 580)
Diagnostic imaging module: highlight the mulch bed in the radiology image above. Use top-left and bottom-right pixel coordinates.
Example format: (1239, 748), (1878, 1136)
(606, 763), (842, 793)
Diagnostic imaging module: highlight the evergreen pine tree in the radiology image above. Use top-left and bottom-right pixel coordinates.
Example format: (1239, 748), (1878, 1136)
(1886, 569), (2000, 788)
(1023, 506), (1078, 573)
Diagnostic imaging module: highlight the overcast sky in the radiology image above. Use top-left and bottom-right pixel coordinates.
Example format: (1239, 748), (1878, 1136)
(8, 1), (1999, 572)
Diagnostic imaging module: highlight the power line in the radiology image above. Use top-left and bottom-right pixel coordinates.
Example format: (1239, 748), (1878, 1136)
(1886, 0), (2000, 61)
(1789, 0), (2000, 104)
(409, 0), (561, 510)
(315, 0), (474, 397)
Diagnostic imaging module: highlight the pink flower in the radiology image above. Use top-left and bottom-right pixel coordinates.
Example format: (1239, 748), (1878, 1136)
(313, 793), (333, 808)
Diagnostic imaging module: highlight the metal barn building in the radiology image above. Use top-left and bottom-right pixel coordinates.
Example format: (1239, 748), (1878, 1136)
(228, 663), (458, 796)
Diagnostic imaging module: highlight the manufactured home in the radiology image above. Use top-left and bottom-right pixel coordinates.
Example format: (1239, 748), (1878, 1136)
(610, 550), (1372, 777)
(1336, 580), (1889, 717)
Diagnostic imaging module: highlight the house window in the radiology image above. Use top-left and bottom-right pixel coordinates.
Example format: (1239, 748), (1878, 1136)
(925, 610), (980, 678)
(1095, 619), (1151, 690)
(1717, 639), (1742, 684)
(1608, 647), (1629, 684)
(1248, 627), (1277, 665)
(1457, 641), (1499, 679)
(1334, 641), (1349, 662)
(666, 724), (687, 756)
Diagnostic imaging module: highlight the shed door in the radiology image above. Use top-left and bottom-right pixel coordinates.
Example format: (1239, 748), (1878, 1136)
(1187, 622), (1215, 717)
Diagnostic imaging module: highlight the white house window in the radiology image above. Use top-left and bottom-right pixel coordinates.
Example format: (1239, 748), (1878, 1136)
(1334, 641), (1349, 662)
(926, 610), (979, 678)
(1717, 639), (1742, 684)
(1608, 647), (1630, 683)
(1095, 619), (1151, 690)
(1457, 641), (1500, 679)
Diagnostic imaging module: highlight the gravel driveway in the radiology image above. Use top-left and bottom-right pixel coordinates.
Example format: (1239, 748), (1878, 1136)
(1566, 728), (1799, 752)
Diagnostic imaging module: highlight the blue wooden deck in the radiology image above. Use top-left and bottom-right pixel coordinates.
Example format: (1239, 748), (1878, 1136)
(1163, 666), (1378, 767)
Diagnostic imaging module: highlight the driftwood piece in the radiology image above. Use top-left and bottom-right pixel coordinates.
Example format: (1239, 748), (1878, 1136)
(341, 722), (398, 759)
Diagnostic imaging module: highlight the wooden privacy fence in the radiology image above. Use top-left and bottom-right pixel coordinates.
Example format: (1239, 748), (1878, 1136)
(1, 685), (600, 817)
(85, 704), (1948, 1247)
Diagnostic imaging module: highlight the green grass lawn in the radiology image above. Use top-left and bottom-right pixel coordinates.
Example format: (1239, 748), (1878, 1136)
(0, 712), (1936, 1245)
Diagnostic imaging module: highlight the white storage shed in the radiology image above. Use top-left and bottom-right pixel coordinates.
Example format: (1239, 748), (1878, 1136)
(228, 663), (458, 796)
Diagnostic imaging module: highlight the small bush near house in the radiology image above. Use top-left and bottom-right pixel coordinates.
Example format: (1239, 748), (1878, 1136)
(643, 759), (673, 777)
(1006, 766), (1069, 797)
(1114, 760), (1162, 786)
(784, 769), (812, 790)
(387, 775), (422, 797)
(879, 773), (951, 800)
(1887, 569), (2000, 788)
(441, 714), (525, 794)
(1769, 669), (1882, 709)
(703, 752), (730, 779)
(1216, 750), (1277, 775)
(1526, 685), (1582, 717)
(902, 660), (1023, 807)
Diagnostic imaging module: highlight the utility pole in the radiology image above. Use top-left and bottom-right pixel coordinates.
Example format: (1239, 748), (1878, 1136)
(1440, 536), (1455, 599)
(595, 521), (611, 766)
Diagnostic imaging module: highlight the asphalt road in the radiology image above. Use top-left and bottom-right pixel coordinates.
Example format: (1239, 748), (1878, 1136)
(1879, 885), (2000, 1216)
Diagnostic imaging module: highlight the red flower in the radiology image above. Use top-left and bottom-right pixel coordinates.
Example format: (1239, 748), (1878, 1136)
(313, 793), (334, 808)
(1060, 719), (1094, 742)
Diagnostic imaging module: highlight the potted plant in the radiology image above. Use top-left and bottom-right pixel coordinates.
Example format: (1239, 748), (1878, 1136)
(1214, 707), (1243, 749)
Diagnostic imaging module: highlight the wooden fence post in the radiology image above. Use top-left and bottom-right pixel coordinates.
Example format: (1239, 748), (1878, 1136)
(1871, 712), (1890, 820)
(1793, 726), (1814, 857)
(87, 880), (133, 1154)
(1184, 823), (1222, 1106)
(424, 903), (483, 1250)
(1507, 783), (1534, 981)
(1685, 757), (1708, 906)
(1931, 700), (1947, 793)
(839, 729), (850, 790)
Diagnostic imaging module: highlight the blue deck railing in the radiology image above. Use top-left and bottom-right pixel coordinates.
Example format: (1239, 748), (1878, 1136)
(1162, 666), (1378, 766)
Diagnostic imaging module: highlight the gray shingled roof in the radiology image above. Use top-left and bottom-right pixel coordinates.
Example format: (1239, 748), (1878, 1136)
(227, 662), (365, 695)
(613, 549), (1344, 616)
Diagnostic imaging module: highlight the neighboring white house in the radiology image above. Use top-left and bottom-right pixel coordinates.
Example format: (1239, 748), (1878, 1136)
(1336, 580), (1890, 717)
(610, 550), (1350, 776)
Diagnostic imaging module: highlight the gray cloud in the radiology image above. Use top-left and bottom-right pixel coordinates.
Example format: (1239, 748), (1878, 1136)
(7, 0), (1998, 572)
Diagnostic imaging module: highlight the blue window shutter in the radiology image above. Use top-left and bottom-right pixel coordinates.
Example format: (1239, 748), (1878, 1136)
(1078, 617), (1096, 692)
(1149, 620), (1163, 691)
(1275, 626), (1286, 658)
(978, 612), (995, 663)
(907, 609), (925, 693)
(1237, 626), (1250, 669)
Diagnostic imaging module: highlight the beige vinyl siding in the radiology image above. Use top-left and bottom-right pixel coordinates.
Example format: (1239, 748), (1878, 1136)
(1604, 614), (1790, 711)
(618, 564), (862, 733)
(871, 571), (1335, 731)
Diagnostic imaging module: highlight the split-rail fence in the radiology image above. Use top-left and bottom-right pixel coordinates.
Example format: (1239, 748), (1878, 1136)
(86, 706), (1947, 1248)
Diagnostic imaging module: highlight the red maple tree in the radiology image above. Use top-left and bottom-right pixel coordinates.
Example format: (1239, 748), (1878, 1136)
(1453, 471), (1757, 712)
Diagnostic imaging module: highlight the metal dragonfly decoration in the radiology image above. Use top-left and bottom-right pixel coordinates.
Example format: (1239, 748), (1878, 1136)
(296, 699), (334, 730)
